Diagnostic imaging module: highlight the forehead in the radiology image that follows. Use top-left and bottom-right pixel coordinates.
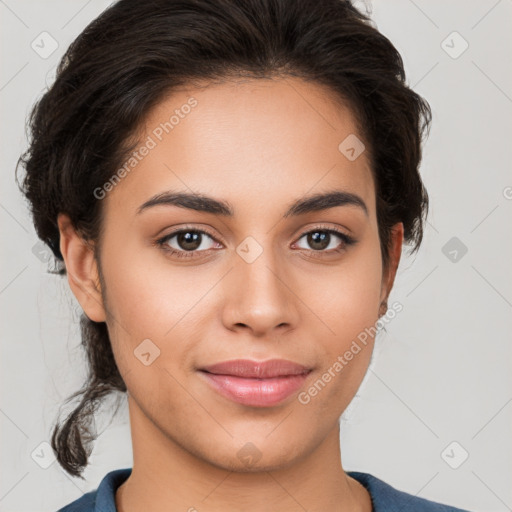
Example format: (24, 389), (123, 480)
(106, 77), (375, 219)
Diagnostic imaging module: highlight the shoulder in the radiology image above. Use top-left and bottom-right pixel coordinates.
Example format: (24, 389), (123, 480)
(56, 467), (472, 512)
(56, 490), (96, 512)
(56, 468), (132, 512)
(347, 471), (472, 512)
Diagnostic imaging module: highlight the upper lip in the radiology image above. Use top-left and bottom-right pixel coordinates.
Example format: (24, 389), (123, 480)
(200, 358), (312, 379)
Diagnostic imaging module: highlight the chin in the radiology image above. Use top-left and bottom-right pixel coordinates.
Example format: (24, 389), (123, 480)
(200, 438), (307, 474)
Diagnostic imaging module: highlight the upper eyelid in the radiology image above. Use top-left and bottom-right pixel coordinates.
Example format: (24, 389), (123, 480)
(159, 225), (218, 243)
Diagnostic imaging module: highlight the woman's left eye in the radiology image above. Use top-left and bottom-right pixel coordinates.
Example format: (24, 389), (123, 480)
(294, 228), (356, 253)
(156, 226), (356, 259)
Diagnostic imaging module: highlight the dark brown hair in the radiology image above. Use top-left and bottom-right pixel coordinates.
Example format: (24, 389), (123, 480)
(16, 0), (431, 478)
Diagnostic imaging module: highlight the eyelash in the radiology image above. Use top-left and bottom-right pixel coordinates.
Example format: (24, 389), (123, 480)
(155, 224), (357, 260)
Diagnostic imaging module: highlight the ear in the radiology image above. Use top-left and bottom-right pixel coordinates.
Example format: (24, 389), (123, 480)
(379, 222), (404, 314)
(57, 213), (106, 322)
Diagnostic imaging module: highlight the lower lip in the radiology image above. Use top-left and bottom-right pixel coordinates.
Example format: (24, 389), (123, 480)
(199, 371), (310, 407)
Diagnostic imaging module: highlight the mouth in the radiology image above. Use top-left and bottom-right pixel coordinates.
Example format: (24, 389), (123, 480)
(198, 358), (313, 407)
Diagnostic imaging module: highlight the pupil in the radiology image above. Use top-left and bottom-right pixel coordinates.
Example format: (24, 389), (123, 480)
(309, 231), (329, 250)
(178, 231), (201, 251)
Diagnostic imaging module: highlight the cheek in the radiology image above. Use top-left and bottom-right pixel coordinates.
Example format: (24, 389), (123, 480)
(304, 240), (383, 398)
(100, 236), (189, 334)
(99, 240), (220, 381)
(309, 241), (383, 342)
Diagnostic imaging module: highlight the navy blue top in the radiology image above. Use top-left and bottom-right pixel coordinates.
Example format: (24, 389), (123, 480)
(57, 467), (471, 511)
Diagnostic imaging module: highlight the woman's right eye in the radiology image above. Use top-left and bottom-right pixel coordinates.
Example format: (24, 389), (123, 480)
(156, 228), (221, 258)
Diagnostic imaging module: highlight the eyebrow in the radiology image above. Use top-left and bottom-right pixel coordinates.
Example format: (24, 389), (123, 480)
(137, 190), (368, 218)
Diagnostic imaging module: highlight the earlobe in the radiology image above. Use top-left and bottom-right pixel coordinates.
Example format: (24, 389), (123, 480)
(379, 222), (404, 312)
(57, 213), (106, 323)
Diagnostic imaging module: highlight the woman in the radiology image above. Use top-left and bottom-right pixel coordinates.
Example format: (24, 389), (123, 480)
(17, 0), (472, 510)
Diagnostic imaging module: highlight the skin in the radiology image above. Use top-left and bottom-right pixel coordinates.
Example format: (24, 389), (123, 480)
(58, 76), (403, 512)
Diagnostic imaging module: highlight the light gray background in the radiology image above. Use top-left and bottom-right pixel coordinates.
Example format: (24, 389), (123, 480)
(1, 1), (511, 511)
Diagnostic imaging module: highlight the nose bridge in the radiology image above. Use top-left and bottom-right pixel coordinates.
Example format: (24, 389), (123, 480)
(223, 234), (297, 333)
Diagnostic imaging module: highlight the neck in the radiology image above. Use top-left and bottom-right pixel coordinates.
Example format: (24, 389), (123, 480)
(115, 395), (372, 512)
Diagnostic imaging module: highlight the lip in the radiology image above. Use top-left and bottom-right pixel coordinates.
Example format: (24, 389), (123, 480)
(198, 358), (312, 407)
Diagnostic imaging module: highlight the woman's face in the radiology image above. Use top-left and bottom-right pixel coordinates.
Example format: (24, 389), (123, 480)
(65, 77), (402, 472)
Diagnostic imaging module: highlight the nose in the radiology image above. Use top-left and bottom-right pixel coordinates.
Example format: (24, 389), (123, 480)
(221, 244), (300, 337)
